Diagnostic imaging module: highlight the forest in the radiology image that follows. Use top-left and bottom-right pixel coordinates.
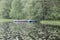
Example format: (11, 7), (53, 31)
(0, 0), (60, 20)
(0, 0), (60, 40)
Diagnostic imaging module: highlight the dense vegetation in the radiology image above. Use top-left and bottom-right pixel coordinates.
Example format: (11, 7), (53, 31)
(0, 0), (60, 20)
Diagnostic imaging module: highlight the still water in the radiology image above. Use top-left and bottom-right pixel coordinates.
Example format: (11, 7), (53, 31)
(0, 22), (60, 40)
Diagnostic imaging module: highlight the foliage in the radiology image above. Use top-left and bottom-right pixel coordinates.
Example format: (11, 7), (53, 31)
(0, 0), (13, 19)
(10, 0), (24, 19)
(0, 0), (60, 20)
(23, 0), (42, 20)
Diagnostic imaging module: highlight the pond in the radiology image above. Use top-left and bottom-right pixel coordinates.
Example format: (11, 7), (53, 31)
(0, 22), (60, 40)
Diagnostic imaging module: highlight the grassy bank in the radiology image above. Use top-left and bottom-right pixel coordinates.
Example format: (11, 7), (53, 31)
(40, 20), (60, 26)
(0, 19), (13, 22)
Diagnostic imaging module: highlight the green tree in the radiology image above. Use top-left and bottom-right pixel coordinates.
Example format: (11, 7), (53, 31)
(0, 0), (13, 18)
(51, 0), (60, 20)
(42, 0), (52, 20)
(45, 0), (60, 20)
(10, 0), (23, 19)
(23, 0), (42, 21)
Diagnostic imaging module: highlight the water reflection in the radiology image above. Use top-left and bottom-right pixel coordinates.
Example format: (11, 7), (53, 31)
(0, 22), (60, 40)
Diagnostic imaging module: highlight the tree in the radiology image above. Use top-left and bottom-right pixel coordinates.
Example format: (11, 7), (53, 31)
(10, 0), (23, 19)
(23, 0), (43, 21)
(0, 0), (13, 18)
(51, 0), (60, 20)
(45, 0), (60, 20)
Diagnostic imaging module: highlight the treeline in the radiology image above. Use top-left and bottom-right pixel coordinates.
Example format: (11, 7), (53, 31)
(0, 0), (60, 20)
